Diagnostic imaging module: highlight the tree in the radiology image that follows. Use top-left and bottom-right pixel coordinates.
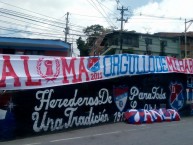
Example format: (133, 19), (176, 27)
(76, 37), (89, 56)
(83, 24), (105, 47)
(76, 24), (107, 56)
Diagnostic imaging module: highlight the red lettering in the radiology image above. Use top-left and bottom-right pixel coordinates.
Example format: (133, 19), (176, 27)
(78, 57), (89, 82)
(188, 59), (193, 73)
(61, 57), (79, 83)
(178, 60), (185, 72)
(183, 59), (190, 73)
(21, 56), (41, 86)
(174, 59), (181, 72)
(0, 55), (21, 87)
(166, 57), (177, 72)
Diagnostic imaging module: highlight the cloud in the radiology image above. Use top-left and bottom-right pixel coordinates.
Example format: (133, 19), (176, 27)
(1, 0), (193, 56)
(125, 0), (193, 34)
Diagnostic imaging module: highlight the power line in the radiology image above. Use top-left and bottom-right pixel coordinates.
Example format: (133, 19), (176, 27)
(71, 13), (106, 18)
(0, 2), (86, 30)
(69, 29), (84, 33)
(95, 0), (116, 26)
(96, 0), (118, 18)
(138, 12), (185, 21)
(120, 0), (129, 7)
(0, 17), (64, 33)
(0, 8), (65, 29)
(0, 26), (65, 39)
(64, 12), (69, 42)
(68, 23), (86, 29)
(87, 0), (115, 27)
(0, 1), (66, 23)
(0, 8), (65, 26)
(117, 5), (128, 53)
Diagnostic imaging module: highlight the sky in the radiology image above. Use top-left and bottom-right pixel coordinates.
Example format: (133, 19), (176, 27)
(0, 0), (193, 56)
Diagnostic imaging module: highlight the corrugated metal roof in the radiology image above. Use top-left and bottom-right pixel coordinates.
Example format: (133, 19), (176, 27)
(0, 37), (70, 51)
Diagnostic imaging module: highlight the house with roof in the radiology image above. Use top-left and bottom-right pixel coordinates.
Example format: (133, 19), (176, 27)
(155, 32), (193, 58)
(97, 31), (181, 58)
(0, 37), (71, 57)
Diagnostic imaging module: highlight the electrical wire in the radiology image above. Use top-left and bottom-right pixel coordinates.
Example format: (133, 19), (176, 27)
(0, 26), (65, 38)
(138, 12), (185, 21)
(0, 8), (65, 26)
(87, 0), (115, 28)
(0, 8), (65, 29)
(120, 0), (129, 7)
(95, 0), (117, 26)
(0, 7), (87, 39)
(0, 17), (64, 34)
(94, 0), (117, 27)
(0, 1), (66, 23)
(96, 0), (118, 18)
(70, 13), (106, 18)
(0, 2), (87, 30)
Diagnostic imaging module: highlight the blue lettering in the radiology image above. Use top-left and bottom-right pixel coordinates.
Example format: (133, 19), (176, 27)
(155, 56), (162, 72)
(142, 55), (149, 73)
(120, 54), (128, 74)
(160, 56), (168, 72)
(136, 55), (145, 74)
(149, 56), (155, 72)
(103, 56), (112, 77)
(129, 55), (135, 74)
(112, 55), (120, 76)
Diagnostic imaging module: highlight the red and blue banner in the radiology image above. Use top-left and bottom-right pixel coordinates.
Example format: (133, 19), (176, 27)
(0, 54), (193, 90)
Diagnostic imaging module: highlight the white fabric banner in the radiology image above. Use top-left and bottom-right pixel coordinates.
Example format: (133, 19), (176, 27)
(0, 54), (192, 90)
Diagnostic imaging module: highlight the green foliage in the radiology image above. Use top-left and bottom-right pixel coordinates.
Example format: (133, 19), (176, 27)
(84, 24), (105, 47)
(76, 24), (106, 56)
(76, 37), (89, 56)
(83, 24), (105, 36)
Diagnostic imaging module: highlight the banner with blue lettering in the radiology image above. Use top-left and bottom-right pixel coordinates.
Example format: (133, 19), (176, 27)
(0, 54), (192, 90)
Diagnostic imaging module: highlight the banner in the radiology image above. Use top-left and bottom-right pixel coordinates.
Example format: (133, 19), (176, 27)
(0, 54), (192, 90)
(0, 73), (188, 139)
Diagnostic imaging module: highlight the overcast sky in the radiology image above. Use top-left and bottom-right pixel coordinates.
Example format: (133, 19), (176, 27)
(0, 0), (193, 56)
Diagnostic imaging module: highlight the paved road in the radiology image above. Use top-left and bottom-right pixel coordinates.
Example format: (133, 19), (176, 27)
(1, 117), (193, 145)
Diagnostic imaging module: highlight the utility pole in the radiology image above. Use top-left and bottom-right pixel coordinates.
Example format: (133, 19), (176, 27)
(185, 19), (193, 58)
(65, 12), (69, 42)
(145, 38), (152, 55)
(160, 40), (167, 56)
(185, 19), (187, 58)
(117, 6), (128, 54)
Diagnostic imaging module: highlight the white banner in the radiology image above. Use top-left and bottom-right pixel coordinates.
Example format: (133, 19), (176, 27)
(0, 54), (192, 90)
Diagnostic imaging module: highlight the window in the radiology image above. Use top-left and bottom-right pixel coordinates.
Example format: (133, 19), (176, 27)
(145, 38), (152, 45)
(123, 38), (128, 45)
(172, 39), (177, 43)
(128, 37), (132, 45)
(161, 40), (167, 47)
(114, 38), (119, 45)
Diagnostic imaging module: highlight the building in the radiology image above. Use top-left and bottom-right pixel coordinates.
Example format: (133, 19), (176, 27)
(155, 32), (193, 58)
(0, 37), (71, 56)
(98, 31), (181, 58)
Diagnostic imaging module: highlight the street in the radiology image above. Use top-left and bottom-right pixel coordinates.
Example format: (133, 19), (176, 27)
(1, 116), (193, 145)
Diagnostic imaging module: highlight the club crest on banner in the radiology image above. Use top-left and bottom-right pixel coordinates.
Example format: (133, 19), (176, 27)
(87, 57), (100, 72)
(37, 58), (60, 82)
(169, 83), (184, 110)
(113, 86), (128, 112)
